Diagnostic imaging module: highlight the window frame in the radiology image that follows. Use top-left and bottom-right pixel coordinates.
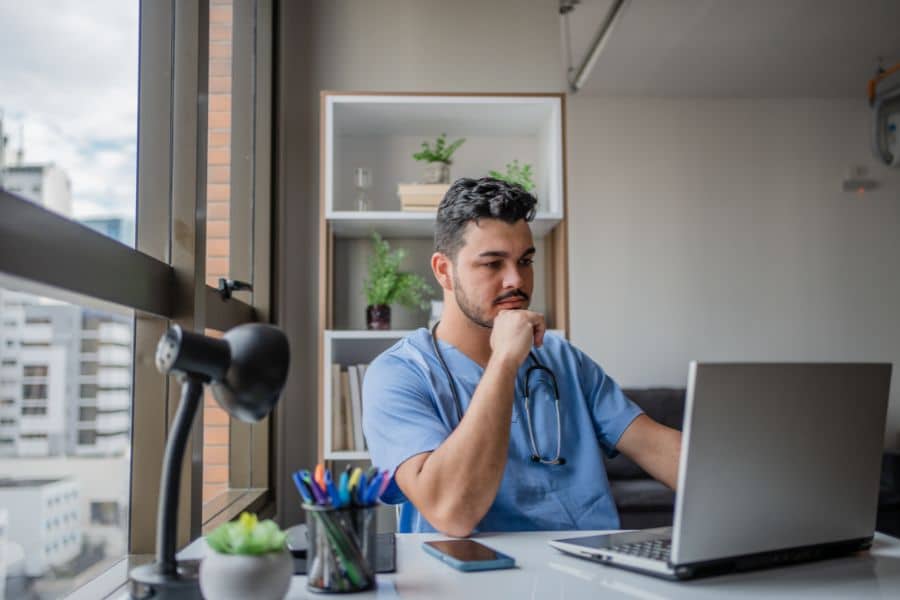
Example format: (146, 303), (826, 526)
(0, 0), (275, 594)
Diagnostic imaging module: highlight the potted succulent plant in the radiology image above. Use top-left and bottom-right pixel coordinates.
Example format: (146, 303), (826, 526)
(413, 132), (466, 184)
(364, 232), (432, 329)
(489, 159), (536, 192)
(200, 512), (292, 600)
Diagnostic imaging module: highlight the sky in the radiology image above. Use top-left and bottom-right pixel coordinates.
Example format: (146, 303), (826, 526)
(0, 1), (139, 219)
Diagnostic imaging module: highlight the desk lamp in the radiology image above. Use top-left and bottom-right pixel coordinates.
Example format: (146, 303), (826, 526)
(129, 323), (290, 599)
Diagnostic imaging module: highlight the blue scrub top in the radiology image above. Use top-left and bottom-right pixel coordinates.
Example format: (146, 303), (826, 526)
(362, 328), (642, 533)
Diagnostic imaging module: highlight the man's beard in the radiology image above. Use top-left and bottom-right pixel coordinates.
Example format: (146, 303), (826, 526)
(451, 272), (529, 329)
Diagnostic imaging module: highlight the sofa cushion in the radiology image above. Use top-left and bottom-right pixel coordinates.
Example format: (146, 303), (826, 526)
(603, 388), (685, 480)
(609, 479), (676, 511)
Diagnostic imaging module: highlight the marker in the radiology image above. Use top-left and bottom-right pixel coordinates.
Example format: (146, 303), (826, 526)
(314, 463), (326, 491)
(338, 469), (351, 507)
(324, 469), (341, 507)
(292, 471), (313, 504)
(363, 472), (383, 505)
(376, 470), (391, 499)
(348, 467), (362, 499)
(356, 473), (368, 506)
(364, 465), (379, 480)
(300, 469), (327, 505)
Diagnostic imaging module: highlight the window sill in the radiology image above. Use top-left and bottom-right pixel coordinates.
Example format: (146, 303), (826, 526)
(202, 487), (271, 533)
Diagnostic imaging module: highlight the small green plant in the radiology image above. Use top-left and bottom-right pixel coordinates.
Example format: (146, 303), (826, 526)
(206, 512), (287, 555)
(364, 232), (432, 309)
(412, 133), (466, 164)
(489, 159), (535, 192)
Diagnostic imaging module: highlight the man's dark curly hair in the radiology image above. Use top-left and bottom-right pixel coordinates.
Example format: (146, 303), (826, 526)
(435, 177), (537, 261)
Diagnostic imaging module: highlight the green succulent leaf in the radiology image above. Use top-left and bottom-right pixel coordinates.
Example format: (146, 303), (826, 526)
(206, 512), (287, 555)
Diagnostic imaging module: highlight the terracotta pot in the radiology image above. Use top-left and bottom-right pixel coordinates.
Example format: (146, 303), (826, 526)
(199, 547), (292, 600)
(366, 304), (391, 330)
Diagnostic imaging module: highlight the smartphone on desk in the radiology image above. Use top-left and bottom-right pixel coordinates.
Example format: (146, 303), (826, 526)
(422, 539), (515, 572)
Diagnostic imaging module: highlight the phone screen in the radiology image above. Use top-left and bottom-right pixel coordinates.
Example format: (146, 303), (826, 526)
(424, 540), (501, 562)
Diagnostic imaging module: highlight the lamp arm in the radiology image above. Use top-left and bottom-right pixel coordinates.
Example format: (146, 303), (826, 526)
(156, 376), (204, 575)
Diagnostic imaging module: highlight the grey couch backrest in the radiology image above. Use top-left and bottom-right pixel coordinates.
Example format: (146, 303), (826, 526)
(604, 388), (686, 480)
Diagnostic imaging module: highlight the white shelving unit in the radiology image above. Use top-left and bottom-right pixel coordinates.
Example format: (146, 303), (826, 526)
(323, 330), (412, 460)
(318, 92), (569, 462)
(323, 94), (565, 239)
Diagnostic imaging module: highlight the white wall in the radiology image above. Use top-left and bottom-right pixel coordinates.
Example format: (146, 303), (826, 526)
(567, 96), (900, 447)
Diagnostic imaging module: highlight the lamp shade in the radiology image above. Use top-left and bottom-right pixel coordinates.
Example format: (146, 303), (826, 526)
(155, 323), (290, 422)
(213, 323), (290, 422)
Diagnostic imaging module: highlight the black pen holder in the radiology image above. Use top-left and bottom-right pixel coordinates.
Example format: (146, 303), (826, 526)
(304, 504), (377, 593)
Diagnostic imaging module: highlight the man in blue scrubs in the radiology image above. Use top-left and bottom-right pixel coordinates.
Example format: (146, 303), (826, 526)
(363, 177), (682, 536)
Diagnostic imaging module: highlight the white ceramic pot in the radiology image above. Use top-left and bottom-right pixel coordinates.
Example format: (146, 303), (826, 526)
(199, 547), (293, 600)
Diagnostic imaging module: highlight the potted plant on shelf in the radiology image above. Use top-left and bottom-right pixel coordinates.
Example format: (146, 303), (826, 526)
(489, 159), (536, 192)
(364, 232), (432, 329)
(200, 512), (292, 600)
(413, 132), (466, 184)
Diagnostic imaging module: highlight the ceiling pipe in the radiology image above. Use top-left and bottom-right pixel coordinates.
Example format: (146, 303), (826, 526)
(570, 0), (631, 93)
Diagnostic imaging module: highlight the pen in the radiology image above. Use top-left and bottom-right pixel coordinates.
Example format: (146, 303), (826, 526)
(324, 468), (341, 508)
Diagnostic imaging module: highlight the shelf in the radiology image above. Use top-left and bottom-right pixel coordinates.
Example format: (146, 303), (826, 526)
(325, 450), (370, 461)
(327, 211), (562, 239)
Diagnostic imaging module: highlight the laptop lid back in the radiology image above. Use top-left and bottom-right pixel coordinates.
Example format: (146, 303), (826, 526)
(672, 362), (891, 565)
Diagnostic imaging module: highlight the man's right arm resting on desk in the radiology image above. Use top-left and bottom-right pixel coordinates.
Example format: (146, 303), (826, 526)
(392, 310), (545, 537)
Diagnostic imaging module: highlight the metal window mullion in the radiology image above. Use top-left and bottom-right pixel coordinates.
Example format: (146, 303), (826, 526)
(250, 0), (274, 492)
(228, 0), (255, 492)
(169, 0), (210, 549)
(129, 0), (176, 556)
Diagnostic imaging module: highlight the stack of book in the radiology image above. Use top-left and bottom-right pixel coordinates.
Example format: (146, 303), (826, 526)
(397, 183), (449, 212)
(331, 363), (369, 451)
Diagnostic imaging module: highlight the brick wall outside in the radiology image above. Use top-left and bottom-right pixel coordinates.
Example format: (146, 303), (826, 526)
(203, 0), (232, 504)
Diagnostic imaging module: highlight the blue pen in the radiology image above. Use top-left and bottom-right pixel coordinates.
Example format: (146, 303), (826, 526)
(363, 472), (383, 505)
(324, 469), (341, 508)
(355, 472), (368, 506)
(292, 471), (313, 504)
(338, 469), (351, 507)
(300, 469), (328, 505)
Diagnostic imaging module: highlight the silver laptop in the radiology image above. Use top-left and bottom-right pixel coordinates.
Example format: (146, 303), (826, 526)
(550, 362), (892, 580)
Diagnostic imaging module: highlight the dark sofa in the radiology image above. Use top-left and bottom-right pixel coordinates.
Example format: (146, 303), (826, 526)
(605, 388), (686, 529)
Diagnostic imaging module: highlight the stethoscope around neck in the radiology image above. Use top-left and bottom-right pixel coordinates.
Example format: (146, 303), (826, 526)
(430, 321), (566, 466)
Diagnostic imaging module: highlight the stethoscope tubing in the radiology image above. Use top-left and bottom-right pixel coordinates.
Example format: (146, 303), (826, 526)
(429, 321), (565, 465)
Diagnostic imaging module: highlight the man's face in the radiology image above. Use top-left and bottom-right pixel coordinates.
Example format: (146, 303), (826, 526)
(449, 218), (535, 328)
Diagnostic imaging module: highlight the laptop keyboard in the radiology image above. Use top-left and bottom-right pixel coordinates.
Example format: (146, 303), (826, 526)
(609, 538), (672, 562)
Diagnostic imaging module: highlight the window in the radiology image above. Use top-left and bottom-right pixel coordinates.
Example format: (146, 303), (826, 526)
(21, 405), (48, 416)
(22, 384), (48, 400)
(23, 365), (48, 377)
(0, 2), (274, 596)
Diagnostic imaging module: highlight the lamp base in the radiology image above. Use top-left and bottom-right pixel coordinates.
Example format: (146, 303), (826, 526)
(128, 560), (202, 599)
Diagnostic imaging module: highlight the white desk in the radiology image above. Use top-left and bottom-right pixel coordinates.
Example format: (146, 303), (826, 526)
(285, 530), (900, 599)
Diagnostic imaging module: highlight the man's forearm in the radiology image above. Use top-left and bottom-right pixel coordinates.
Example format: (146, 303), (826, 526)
(413, 353), (519, 535)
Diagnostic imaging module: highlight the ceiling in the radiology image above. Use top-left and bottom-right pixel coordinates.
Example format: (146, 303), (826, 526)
(565, 0), (900, 97)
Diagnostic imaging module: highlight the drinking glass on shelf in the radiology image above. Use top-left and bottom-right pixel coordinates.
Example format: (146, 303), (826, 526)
(354, 167), (373, 211)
